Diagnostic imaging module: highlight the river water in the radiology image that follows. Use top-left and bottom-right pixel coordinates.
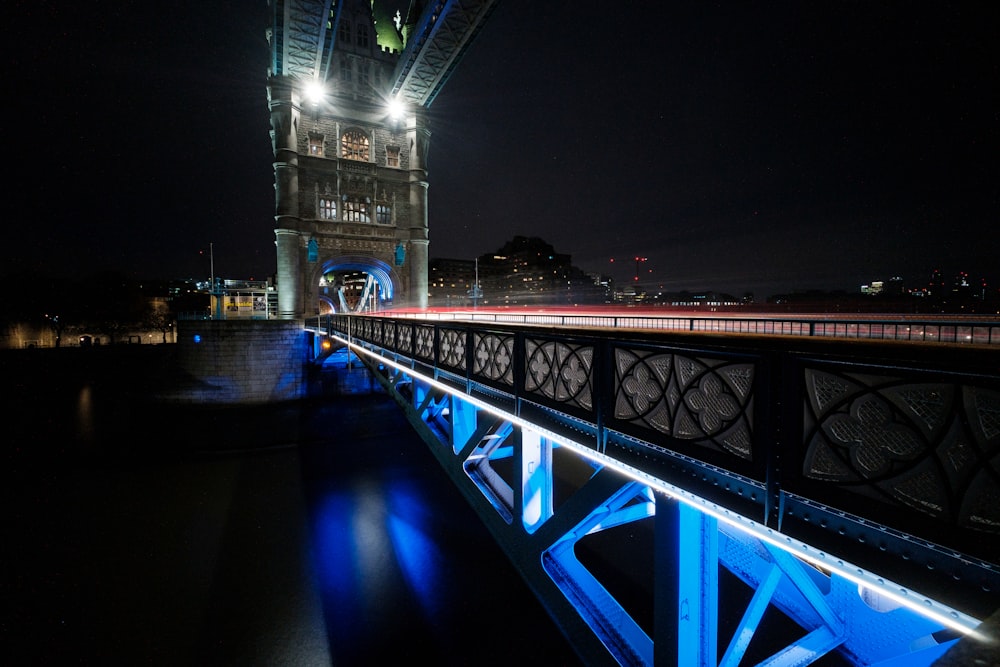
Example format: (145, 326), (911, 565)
(2, 347), (579, 665)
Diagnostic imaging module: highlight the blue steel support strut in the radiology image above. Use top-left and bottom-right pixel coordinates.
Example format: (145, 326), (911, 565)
(325, 323), (986, 667)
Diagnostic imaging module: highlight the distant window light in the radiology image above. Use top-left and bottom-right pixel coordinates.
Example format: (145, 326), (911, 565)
(376, 204), (391, 225)
(344, 197), (370, 223)
(357, 24), (369, 48)
(308, 135), (324, 156)
(341, 130), (370, 161)
(339, 20), (350, 43)
(319, 197), (337, 220)
(386, 146), (400, 168)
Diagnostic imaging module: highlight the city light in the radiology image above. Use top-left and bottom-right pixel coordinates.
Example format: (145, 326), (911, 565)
(304, 80), (325, 106)
(387, 97), (404, 122)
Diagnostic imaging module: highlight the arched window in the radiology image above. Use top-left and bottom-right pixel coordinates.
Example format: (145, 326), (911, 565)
(341, 130), (370, 161)
(318, 197), (336, 220)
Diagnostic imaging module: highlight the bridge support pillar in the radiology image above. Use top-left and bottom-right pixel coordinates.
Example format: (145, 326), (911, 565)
(268, 74), (304, 319)
(407, 122), (430, 309)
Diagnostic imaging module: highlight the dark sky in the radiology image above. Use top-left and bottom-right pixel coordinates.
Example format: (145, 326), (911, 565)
(10, 1), (1000, 298)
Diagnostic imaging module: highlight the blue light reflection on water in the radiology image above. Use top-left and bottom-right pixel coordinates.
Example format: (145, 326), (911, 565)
(311, 476), (446, 629)
(312, 492), (362, 635)
(385, 477), (445, 622)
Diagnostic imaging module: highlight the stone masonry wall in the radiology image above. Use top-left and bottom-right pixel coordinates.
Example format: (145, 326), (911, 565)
(167, 320), (307, 404)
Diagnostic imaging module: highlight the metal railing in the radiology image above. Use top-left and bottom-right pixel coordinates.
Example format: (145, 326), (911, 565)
(366, 310), (1000, 345)
(313, 313), (1000, 623)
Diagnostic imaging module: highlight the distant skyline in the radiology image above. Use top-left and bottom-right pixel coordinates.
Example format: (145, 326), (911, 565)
(9, 1), (999, 300)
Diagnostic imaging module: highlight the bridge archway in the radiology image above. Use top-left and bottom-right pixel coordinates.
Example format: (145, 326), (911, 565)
(313, 255), (397, 314)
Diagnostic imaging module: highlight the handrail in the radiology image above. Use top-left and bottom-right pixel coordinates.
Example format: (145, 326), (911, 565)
(340, 310), (1000, 345)
(313, 312), (1000, 621)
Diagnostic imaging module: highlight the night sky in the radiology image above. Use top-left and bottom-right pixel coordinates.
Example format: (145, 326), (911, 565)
(11, 1), (999, 298)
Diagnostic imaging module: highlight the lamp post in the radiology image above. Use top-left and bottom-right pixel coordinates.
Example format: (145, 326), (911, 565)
(469, 257), (483, 308)
(209, 242), (224, 320)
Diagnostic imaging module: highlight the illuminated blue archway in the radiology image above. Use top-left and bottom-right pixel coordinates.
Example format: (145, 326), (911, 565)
(316, 255), (397, 313)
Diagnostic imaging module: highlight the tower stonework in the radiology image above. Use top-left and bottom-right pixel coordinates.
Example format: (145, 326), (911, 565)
(267, 0), (497, 317)
(268, 1), (428, 317)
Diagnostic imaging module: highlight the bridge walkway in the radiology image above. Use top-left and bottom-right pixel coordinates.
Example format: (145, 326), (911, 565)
(314, 313), (1000, 666)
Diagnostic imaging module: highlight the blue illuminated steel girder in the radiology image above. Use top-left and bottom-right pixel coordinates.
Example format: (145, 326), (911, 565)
(390, 0), (501, 106)
(269, 0), (499, 107)
(269, 0), (335, 81)
(314, 315), (999, 665)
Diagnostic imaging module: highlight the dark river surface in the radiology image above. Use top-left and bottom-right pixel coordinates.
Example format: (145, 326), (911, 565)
(3, 346), (862, 666)
(2, 347), (580, 665)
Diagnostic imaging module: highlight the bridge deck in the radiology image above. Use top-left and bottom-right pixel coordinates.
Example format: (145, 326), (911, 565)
(315, 312), (1000, 665)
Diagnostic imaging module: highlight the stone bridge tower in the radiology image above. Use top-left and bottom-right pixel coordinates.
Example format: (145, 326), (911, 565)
(266, 0), (498, 318)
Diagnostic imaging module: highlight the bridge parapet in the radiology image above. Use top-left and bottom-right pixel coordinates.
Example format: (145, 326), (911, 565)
(322, 313), (999, 622)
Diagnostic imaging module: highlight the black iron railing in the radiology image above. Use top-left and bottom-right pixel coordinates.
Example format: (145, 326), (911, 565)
(316, 313), (1000, 619)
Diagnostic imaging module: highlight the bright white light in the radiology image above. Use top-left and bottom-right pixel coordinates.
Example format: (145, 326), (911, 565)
(305, 80), (325, 106)
(387, 97), (405, 121)
(330, 333), (985, 638)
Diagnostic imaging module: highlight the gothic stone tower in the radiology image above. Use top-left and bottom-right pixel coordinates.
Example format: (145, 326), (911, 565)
(268, 1), (429, 317)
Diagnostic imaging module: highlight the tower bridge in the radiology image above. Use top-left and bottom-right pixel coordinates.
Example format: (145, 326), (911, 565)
(266, 3), (1000, 663)
(266, 0), (499, 318)
(308, 313), (1000, 665)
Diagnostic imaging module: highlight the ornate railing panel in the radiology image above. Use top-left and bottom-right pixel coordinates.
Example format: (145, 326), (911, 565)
(798, 365), (1000, 542)
(472, 330), (515, 387)
(321, 314), (1000, 619)
(612, 347), (755, 461)
(524, 337), (595, 412)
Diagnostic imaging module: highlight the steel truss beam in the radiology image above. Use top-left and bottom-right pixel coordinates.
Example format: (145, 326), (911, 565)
(270, 0), (335, 81)
(270, 0), (498, 107)
(331, 333), (976, 666)
(390, 0), (501, 106)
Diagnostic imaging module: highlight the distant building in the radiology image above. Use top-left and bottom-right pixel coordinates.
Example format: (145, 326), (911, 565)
(429, 236), (608, 306)
(428, 258), (478, 307)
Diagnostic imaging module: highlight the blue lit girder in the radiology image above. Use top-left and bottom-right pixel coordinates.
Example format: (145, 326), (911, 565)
(331, 333), (973, 667)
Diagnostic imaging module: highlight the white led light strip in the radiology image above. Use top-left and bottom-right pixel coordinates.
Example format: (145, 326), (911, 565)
(330, 333), (985, 638)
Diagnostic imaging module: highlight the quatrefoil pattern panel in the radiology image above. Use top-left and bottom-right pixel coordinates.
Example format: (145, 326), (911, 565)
(415, 325), (435, 361)
(438, 328), (466, 370)
(613, 348), (755, 460)
(359, 318), (373, 341)
(524, 339), (594, 411)
(382, 321), (395, 348)
(473, 332), (515, 387)
(397, 324), (413, 355)
(803, 369), (1000, 532)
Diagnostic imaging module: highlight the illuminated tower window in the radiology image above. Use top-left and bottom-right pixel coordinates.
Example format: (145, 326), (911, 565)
(376, 204), (391, 224)
(318, 197), (337, 220)
(343, 197), (370, 222)
(386, 145), (400, 167)
(308, 134), (324, 156)
(341, 130), (370, 161)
